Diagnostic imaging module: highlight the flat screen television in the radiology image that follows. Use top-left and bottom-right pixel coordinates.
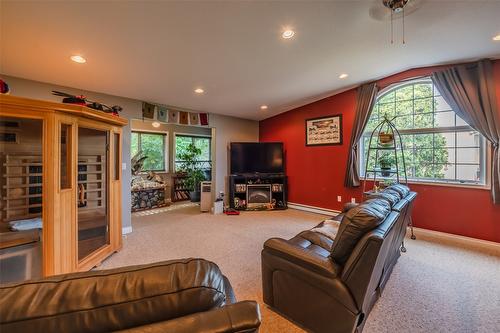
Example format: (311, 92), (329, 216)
(230, 142), (284, 174)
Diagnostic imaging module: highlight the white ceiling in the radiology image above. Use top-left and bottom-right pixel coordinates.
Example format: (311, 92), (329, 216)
(1, 1), (499, 120)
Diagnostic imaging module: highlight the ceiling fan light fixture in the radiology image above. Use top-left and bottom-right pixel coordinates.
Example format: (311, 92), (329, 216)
(382, 0), (411, 44)
(383, 0), (409, 12)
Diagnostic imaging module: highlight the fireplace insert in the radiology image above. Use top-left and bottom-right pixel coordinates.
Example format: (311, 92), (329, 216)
(247, 184), (271, 208)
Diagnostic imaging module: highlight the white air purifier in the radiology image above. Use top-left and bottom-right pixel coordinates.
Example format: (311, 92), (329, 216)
(200, 181), (212, 212)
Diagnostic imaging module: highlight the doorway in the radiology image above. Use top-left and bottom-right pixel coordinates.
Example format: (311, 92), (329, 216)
(129, 119), (215, 212)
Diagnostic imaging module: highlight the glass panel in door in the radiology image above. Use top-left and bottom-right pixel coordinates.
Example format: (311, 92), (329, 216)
(77, 127), (109, 260)
(0, 117), (43, 284)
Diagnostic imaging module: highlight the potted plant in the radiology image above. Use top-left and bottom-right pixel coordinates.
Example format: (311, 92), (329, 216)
(378, 154), (393, 177)
(178, 143), (206, 202)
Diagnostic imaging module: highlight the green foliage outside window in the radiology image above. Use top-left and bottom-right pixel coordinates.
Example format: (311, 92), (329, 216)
(175, 135), (211, 171)
(131, 132), (165, 171)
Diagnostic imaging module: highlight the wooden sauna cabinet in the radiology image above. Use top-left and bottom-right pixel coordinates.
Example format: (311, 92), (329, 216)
(0, 95), (127, 277)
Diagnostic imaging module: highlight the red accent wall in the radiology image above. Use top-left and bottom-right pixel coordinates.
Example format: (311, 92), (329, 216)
(260, 61), (500, 243)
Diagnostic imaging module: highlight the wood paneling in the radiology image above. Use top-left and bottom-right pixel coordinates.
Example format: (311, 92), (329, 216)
(0, 94), (127, 277)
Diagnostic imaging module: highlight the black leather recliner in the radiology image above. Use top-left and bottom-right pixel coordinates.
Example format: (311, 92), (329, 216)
(262, 185), (416, 333)
(0, 258), (261, 333)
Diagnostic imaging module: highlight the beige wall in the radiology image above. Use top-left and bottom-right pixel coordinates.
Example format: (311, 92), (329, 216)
(210, 114), (259, 200)
(1, 75), (259, 227)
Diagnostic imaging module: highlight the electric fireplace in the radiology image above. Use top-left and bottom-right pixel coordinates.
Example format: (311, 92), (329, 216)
(247, 184), (271, 208)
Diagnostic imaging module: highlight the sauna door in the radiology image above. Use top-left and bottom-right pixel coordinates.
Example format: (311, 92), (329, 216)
(77, 127), (109, 261)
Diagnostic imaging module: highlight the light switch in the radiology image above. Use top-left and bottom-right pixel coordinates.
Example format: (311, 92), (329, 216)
(122, 163), (127, 170)
(337, 196), (342, 202)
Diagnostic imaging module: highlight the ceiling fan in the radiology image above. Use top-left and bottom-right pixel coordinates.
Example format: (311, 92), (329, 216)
(369, 0), (425, 44)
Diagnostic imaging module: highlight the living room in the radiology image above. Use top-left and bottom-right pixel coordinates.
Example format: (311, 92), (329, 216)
(0, 1), (499, 332)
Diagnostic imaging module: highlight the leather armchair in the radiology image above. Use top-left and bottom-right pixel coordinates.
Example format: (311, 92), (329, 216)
(0, 258), (261, 333)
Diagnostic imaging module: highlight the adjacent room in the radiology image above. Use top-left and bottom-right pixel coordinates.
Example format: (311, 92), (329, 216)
(0, 1), (499, 333)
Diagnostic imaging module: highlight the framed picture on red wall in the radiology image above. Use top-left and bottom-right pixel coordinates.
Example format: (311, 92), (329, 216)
(305, 114), (343, 146)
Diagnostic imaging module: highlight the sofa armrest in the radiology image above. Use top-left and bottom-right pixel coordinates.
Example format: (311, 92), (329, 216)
(342, 202), (359, 213)
(116, 301), (261, 333)
(263, 238), (338, 278)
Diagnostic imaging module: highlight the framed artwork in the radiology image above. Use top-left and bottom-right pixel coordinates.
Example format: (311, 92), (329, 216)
(305, 114), (343, 146)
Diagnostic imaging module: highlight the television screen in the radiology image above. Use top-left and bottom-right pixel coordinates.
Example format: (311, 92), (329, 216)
(230, 142), (284, 174)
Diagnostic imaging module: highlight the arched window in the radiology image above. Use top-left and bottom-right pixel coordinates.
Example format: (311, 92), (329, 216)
(360, 78), (487, 185)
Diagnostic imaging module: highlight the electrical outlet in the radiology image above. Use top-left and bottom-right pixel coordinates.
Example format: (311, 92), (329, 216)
(351, 198), (356, 204)
(337, 196), (342, 202)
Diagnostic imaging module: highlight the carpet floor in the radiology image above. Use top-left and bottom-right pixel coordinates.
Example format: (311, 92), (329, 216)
(100, 203), (500, 333)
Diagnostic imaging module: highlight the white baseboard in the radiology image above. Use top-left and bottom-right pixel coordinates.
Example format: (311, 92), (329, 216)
(288, 202), (340, 216)
(122, 226), (133, 235)
(410, 227), (500, 254)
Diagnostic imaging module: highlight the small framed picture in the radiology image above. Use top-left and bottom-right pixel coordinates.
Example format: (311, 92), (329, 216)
(305, 114), (343, 146)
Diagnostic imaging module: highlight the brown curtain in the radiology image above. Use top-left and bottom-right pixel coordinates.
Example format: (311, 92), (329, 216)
(432, 60), (500, 204)
(344, 82), (379, 187)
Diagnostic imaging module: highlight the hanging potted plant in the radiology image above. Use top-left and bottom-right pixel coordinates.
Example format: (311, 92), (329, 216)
(378, 131), (394, 145)
(378, 154), (393, 177)
(378, 117), (394, 148)
(178, 143), (206, 202)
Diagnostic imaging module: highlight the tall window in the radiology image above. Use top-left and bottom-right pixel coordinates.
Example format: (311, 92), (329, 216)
(175, 134), (211, 171)
(360, 78), (486, 185)
(131, 131), (166, 171)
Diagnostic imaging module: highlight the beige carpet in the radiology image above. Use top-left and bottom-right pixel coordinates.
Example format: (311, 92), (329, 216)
(100, 203), (500, 333)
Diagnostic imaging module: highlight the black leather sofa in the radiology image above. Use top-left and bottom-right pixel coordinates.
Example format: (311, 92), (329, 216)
(262, 184), (416, 333)
(0, 258), (261, 333)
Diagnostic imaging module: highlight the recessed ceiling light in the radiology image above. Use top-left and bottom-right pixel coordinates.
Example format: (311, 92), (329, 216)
(152, 121), (161, 128)
(339, 73), (349, 79)
(70, 55), (86, 63)
(194, 88), (204, 94)
(260, 105), (268, 110)
(282, 30), (295, 39)
(493, 34), (500, 41)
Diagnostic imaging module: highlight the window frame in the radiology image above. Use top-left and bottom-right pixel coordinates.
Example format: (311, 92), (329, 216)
(359, 78), (490, 189)
(131, 130), (168, 172)
(174, 133), (212, 172)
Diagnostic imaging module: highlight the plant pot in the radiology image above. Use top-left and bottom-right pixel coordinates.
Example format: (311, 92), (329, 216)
(380, 168), (391, 177)
(190, 191), (201, 202)
(378, 132), (394, 144)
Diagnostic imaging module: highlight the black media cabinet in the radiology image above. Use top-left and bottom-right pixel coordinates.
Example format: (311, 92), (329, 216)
(229, 173), (287, 211)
